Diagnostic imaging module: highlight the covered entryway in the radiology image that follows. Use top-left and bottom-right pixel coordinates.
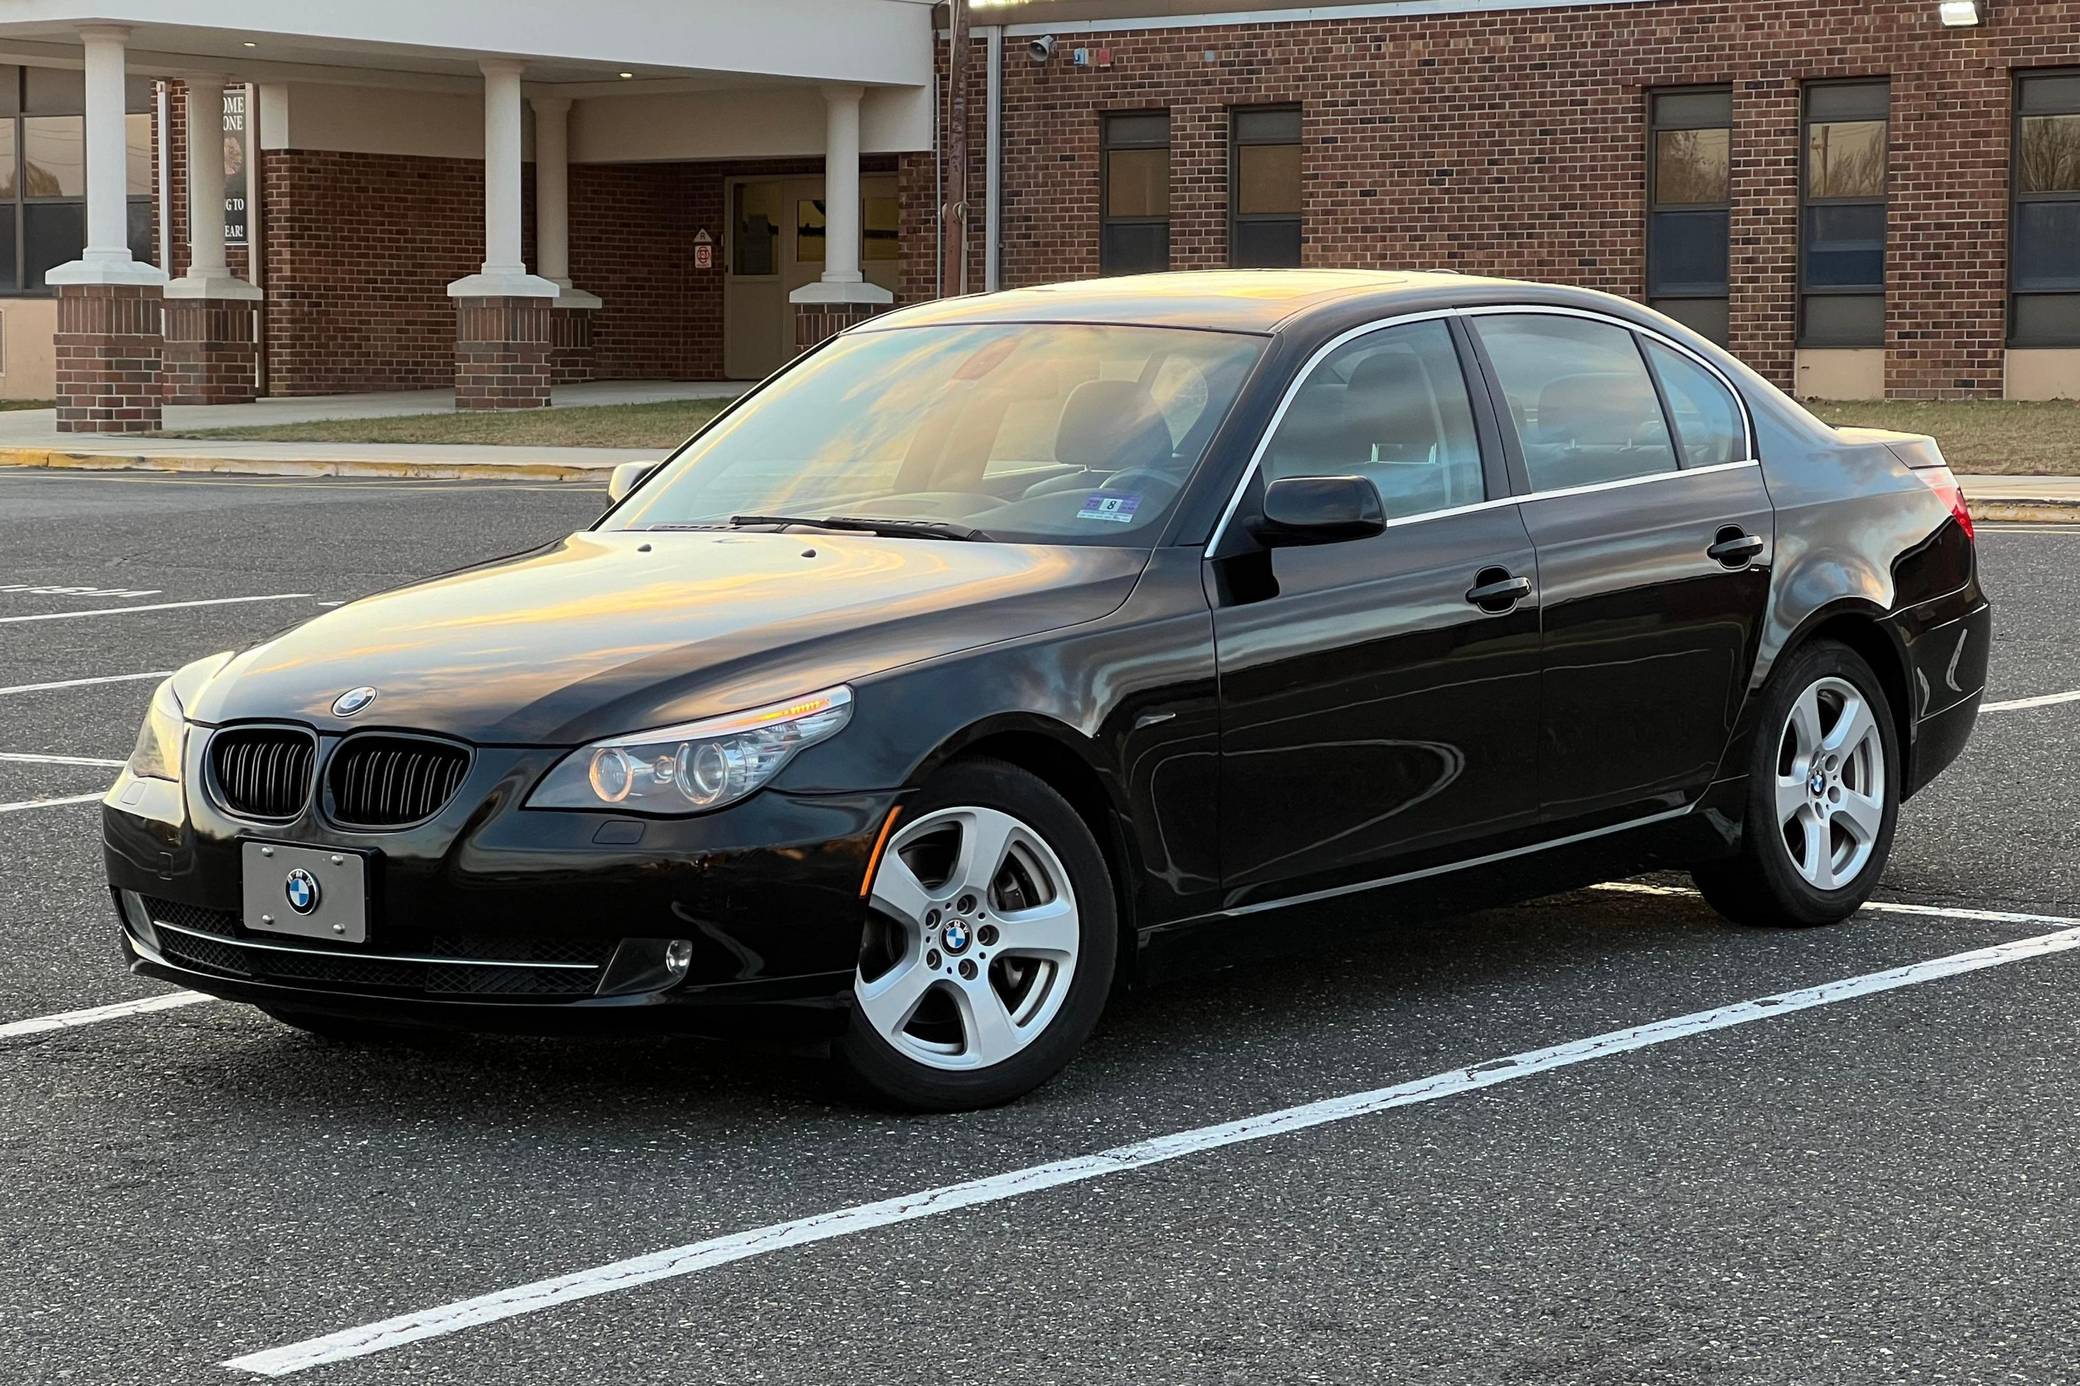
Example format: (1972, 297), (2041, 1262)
(0, 0), (935, 430)
(724, 172), (900, 379)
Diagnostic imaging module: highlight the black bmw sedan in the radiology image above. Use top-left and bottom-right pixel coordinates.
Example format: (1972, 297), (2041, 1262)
(104, 270), (1990, 1110)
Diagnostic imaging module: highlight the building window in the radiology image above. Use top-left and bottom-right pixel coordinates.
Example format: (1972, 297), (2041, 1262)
(1646, 88), (1731, 345)
(1799, 80), (1889, 348)
(2013, 70), (2080, 347)
(1230, 106), (1300, 268)
(0, 64), (155, 295)
(1101, 111), (1168, 275)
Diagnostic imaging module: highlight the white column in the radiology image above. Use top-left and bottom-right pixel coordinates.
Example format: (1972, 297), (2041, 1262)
(448, 59), (555, 299)
(821, 84), (863, 285)
(529, 94), (599, 309)
(167, 75), (259, 300)
(789, 84), (891, 309)
(47, 24), (164, 286)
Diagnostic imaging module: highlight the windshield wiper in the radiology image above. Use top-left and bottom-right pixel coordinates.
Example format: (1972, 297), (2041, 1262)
(726, 514), (995, 542)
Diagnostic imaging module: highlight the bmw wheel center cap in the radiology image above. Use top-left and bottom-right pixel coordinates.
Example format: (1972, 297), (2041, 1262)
(942, 919), (972, 955)
(332, 686), (378, 717)
(284, 868), (321, 915)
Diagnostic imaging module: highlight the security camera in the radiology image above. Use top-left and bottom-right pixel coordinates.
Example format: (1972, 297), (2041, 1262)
(1028, 35), (1057, 64)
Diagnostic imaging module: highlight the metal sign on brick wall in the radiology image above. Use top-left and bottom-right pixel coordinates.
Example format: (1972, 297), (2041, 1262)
(223, 88), (251, 247)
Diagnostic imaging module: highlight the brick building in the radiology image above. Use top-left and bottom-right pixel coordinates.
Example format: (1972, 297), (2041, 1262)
(0, 0), (2074, 425)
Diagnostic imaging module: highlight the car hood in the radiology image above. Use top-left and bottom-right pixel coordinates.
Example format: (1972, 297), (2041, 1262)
(189, 531), (1148, 744)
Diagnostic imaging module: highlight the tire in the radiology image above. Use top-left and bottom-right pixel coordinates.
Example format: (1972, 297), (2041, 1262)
(1693, 639), (1901, 928)
(836, 757), (1119, 1111)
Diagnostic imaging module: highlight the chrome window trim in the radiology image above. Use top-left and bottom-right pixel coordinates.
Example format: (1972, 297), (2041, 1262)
(1206, 308), (1459, 550)
(149, 918), (601, 971)
(1205, 301), (1761, 550)
(1456, 302), (1759, 465)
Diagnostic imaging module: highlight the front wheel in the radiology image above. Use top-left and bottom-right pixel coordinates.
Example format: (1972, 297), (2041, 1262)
(836, 759), (1117, 1111)
(1693, 639), (1900, 927)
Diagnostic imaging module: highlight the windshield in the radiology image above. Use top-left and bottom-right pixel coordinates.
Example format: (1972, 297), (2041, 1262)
(606, 322), (1265, 546)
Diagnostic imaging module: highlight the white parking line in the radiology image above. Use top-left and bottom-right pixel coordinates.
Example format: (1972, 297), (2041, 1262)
(0, 752), (126, 768)
(0, 991), (209, 1040)
(0, 592), (311, 624)
(223, 910), (2080, 1377)
(0, 792), (104, 813)
(1982, 688), (2080, 713)
(1589, 880), (2080, 929)
(0, 670), (172, 697)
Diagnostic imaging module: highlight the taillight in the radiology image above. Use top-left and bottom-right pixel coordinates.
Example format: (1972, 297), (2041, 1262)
(1917, 466), (1974, 541)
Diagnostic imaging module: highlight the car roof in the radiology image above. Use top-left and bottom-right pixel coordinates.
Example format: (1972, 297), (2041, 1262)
(863, 269), (1573, 335)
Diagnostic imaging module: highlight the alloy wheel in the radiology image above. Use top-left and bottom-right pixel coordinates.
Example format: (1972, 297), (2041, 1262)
(1774, 675), (1886, 891)
(857, 805), (1081, 1071)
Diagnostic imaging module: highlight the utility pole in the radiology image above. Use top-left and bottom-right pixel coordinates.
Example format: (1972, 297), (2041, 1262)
(940, 0), (969, 297)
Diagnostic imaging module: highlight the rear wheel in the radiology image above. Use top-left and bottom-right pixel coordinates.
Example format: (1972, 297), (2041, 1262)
(1693, 639), (1899, 927)
(837, 759), (1117, 1111)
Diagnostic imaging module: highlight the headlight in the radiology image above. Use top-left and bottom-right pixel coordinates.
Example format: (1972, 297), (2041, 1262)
(527, 685), (853, 814)
(127, 678), (187, 782)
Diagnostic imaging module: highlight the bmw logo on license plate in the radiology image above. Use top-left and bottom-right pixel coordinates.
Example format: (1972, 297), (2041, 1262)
(284, 868), (322, 915)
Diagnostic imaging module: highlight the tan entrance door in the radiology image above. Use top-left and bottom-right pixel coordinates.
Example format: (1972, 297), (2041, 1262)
(723, 173), (900, 380)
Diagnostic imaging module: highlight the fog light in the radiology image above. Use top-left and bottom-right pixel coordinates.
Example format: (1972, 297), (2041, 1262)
(663, 938), (694, 979)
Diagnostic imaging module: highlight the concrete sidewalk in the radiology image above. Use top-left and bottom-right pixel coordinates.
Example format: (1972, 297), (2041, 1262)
(0, 423), (2071, 515)
(0, 379), (740, 445)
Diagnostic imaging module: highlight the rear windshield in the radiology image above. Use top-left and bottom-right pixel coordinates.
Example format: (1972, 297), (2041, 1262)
(606, 322), (1265, 546)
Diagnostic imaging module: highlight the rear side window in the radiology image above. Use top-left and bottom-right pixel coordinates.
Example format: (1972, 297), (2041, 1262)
(1259, 318), (1485, 520)
(1644, 339), (1746, 467)
(1474, 314), (1678, 492)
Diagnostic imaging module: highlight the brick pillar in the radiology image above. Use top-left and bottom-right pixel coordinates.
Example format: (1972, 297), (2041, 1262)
(794, 301), (889, 356)
(55, 283), (163, 433)
(548, 305), (596, 384)
(162, 298), (259, 405)
(455, 295), (552, 409)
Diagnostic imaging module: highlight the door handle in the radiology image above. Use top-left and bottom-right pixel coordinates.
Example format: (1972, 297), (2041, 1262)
(1707, 529), (1765, 569)
(1465, 570), (1532, 612)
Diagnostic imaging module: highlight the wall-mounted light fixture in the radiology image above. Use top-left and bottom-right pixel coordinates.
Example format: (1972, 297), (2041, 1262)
(1938, 0), (1983, 26)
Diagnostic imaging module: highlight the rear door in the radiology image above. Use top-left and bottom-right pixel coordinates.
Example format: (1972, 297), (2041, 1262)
(1209, 316), (1543, 905)
(1465, 309), (1773, 831)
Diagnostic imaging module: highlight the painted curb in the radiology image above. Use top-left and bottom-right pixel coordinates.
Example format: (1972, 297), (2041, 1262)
(0, 446), (615, 483)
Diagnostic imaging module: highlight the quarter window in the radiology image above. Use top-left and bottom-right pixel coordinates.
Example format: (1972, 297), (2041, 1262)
(1800, 81), (1889, 347)
(1101, 112), (1169, 275)
(1473, 314), (1678, 492)
(1230, 106), (1300, 269)
(1646, 88), (1732, 345)
(1643, 340), (1745, 468)
(1259, 318), (1485, 520)
(2013, 71), (2080, 347)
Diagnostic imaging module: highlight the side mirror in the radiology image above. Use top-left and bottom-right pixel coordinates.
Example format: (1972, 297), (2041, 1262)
(606, 460), (657, 504)
(1254, 475), (1387, 547)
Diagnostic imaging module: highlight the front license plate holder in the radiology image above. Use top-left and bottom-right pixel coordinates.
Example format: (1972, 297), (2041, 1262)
(241, 842), (370, 944)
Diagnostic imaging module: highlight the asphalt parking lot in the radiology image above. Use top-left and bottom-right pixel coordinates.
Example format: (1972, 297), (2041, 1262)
(2, 468), (2077, 1385)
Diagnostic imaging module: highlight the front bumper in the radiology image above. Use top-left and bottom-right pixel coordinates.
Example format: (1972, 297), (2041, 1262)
(104, 739), (902, 1038)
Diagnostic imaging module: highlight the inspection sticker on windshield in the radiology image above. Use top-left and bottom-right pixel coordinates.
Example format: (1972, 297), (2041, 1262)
(1077, 492), (1141, 524)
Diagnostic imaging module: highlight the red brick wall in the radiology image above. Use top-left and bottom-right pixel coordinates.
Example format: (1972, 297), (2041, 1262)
(257, 148), (533, 395)
(936, 0), (2080, 399)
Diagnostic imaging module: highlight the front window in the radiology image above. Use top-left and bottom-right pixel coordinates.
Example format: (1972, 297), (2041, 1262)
(609, 322), (1264, 547)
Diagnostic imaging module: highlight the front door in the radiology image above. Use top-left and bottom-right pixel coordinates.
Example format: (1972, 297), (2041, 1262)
(1465, 309), (1774, 830)
(1212, 317), (1543, 907)
(723, 174), (902, 381)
